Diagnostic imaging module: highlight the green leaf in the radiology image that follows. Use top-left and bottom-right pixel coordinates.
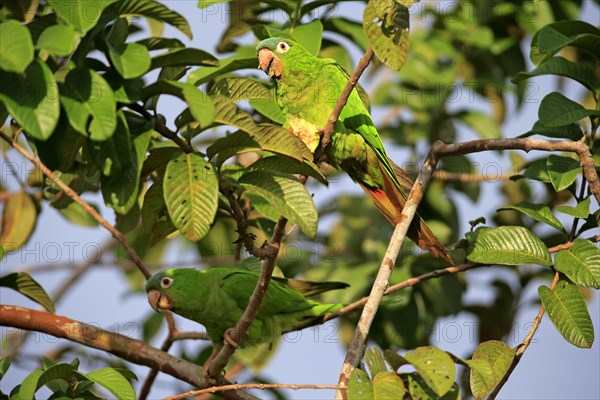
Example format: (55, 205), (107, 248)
(0, 272), (55, 313)
(528, 120), (583, 141)
(466, 226), (552, 266)
(74, 368), (136, 400)
(60, 67), (117, 141)
(48, 0), (116, 34)
(455, 111), (500, 139)
(248, 155), (327, 185)
(209, 77), (272, 102)
(322, 18), (370, 51)
(0, 191), (37, 257)
(547, 155), (581, 192)
(189, 56), (257, 86)
(513, 56), (600, 93)
(208, 96), (311, 162)
(108, 41), (151, 79)
(150, 48), (219, 70)
(347, 368), (373, 400)
(521, 158), (551, 183)
(238, 170), (318, 238)
(404, 346), (455, 397)
(141, 180), (177, 245)
(0, 356), (11, 380)
(163, 153), (218, 241)
(111, 0), (191, 39)
(142, 80), (214, 127)
(538, 92), (599, 127)
(289, 19), (323, 56)
(249, 97), (286, 124)
(87, 112), (133, 176)
(406, 373), (460, 400)
(0, 20), (34, 72)
(465, 359), (495, 400)
(373, 371), (406, 398)
(383, 350), (410, 371)
(557, 196), (590, 218)
(363, 0), (410, 71)
(142, 312), (164, 342)
(36, 24), (79, 56)
(100, 115), (152, 214)
(0, 59), (59, 140)
(470, 341), (515, 400)
(554, 239), (600, 289)
(538, 280), (594, 348)
(498, 201), (564, 231)
(365, 348), (388, 376)
(531, 21), (600, 65)
(56, 201), (100, 227)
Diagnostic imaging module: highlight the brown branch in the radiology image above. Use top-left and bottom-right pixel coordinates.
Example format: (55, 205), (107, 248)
(207, 216), (288, 378)
(324, 263), (485, 322)
(323, 234), (599, 323)
(334, 147), (440, 399)
(0, 305), (258, 400)
(128, 103), (194, 154)
(0, 131), (151, 279)
(219, 176), (277, 260)
(488, 272), (561, 399)
(165, 383), (340, 400)
(319, 47), (375, 153)
(430, 138), (600, 205)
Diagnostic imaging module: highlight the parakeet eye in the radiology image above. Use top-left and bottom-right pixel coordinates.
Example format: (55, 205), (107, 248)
(276, 41), (289, 53)
(161, 277), (173, 288)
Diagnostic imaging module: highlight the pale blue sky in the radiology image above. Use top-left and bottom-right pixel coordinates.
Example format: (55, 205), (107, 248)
(1, 1), (599, 399)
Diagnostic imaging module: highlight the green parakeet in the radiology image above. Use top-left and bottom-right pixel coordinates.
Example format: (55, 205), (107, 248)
(256, 37), (452, 263)
(146, 267), (347, 348)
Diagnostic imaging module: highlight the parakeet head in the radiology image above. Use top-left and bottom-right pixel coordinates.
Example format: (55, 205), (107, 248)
(256, 37), (312, 79)
(146, 268), (198, 313)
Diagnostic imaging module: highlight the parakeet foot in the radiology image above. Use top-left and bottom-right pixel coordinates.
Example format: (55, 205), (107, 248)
(224, 328), (241, 348)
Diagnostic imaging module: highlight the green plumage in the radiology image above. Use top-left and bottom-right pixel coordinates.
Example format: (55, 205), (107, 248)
(256, 37), (452, 262)
(145, 267), (346, 346)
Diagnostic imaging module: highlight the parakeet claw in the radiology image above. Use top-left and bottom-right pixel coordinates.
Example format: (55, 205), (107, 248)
(224, 328), (241, 348)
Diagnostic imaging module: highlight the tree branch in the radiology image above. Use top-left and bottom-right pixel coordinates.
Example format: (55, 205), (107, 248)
(318, 47), (375, 154)
(0, 131), (151, 279)
(165, 383), (340, 400)
(334, 146), (440, 399)
(430, 138), (600, 205)
(0, 305), (258, 400)
(487, 271), (561, 399)
(207, 216), (288, 378)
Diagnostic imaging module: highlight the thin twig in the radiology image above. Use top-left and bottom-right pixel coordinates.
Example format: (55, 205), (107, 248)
(488, 272), (561, 399)
(0, 131), (151, 279)
(319, 47), (375, 153)
(164, 383), (340, 400)
(128, 103), (194, 154)
(207, 216), (288, 378)
(219, 176), (277, 259)
(334, 147), (440, 399)
(0, 305), (258, 400)
(139, 311), (178, 400)
(324, 263), (484, 322)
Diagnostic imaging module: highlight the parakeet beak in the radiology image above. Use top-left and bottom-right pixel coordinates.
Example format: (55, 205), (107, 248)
(147, 289), (172, 311)
(258, 48), (282, 79)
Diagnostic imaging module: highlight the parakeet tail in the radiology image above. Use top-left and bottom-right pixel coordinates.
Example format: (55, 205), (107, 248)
(360, 164), (453, 264)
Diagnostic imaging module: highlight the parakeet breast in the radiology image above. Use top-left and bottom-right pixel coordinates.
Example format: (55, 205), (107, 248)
(286, 117), (321, 153)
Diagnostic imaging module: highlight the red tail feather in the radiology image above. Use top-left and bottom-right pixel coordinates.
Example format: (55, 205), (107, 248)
(360, 167), (453, 263)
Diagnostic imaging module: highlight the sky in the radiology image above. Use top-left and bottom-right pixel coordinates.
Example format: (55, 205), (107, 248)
(1, 1), (599, 399)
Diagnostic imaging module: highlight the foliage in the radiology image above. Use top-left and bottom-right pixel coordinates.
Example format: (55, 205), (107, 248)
(0, 0), (598, 399)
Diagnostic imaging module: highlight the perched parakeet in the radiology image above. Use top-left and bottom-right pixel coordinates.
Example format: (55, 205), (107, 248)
(256, 37), (452, 263)
(146, 267), (347, 348)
